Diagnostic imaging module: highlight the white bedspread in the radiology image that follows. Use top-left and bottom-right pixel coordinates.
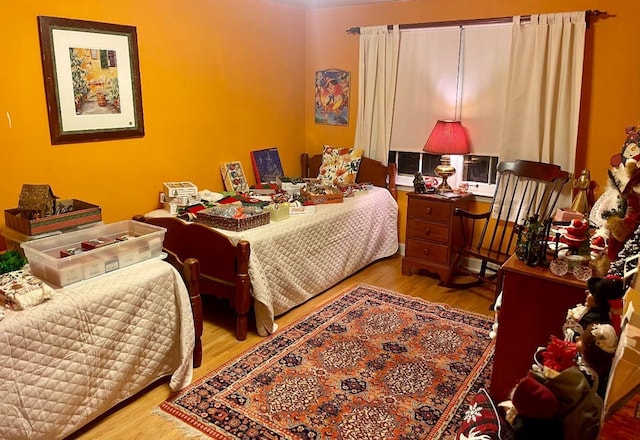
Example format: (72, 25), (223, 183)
(220, 187), (399, 336)
(0, 259), (195, 440)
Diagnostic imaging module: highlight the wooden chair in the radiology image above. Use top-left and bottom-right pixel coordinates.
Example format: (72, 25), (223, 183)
(133, 215), (252, 349)
(450, 160), (571, 294)
(300, 153), (398, 200)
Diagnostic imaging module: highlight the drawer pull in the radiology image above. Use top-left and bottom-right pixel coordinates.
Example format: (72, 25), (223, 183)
(425, 207), (432, 214)
(423, 248), (429, 255)
(424, 227), (431, 235)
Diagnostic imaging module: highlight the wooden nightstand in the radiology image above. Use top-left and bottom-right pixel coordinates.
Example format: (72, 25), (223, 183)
(402, 192), (471, 285)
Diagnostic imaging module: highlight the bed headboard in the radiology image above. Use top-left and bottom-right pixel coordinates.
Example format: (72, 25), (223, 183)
(300, 153), (397, 200)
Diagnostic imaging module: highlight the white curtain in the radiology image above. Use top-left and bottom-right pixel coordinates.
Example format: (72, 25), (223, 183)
(354, 25), (400, 164)
(500, 12), (587, 173)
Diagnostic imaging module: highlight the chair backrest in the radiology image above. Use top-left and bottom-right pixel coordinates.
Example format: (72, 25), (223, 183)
(467, 160), (571, 261)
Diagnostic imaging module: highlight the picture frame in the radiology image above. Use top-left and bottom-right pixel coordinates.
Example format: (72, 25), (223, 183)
(250, 147), (284, 183)
(315, 69), (350, 126)
(37, 16), (145, 144)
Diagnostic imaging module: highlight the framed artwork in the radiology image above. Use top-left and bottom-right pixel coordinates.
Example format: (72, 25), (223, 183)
(37, 16), (145, 144)
(315, 69), (350, 126)
(250, 147), (284, 183)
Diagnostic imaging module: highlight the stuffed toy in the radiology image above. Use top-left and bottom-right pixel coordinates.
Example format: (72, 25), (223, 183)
(503, 375), (564, 440)
(562, 276), (624, 341)
(576, 322), (618, 398)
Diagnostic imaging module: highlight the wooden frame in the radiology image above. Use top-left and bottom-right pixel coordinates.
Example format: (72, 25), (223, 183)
(37, 16), (145, 144)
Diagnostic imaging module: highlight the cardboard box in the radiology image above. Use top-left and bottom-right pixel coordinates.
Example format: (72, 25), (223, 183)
(301, 184), (344, 205)
(4, 199), (101, 236)
(162, 181), (198, 198)
(276, 176), (306, 195)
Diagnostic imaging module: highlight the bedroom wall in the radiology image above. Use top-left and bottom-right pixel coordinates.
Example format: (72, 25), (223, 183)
(304, 0), (640, 243)
(0, 0), (306, 232)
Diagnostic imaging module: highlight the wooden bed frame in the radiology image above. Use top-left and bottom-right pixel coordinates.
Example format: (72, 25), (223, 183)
(301, 153), (398, 200)
(135, 154), (397, 352)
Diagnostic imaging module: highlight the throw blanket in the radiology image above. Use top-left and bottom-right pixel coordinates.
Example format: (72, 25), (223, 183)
(0, 260), (194, 440)
(219, 187), (399, 335)
(0, 269), (54, 310)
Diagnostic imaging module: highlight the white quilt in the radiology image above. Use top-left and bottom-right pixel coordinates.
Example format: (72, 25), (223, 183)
(220, 187), (399, 336)
(0, 259), (195, 440)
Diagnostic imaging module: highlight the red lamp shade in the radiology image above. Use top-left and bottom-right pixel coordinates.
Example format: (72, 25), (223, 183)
(423, 120), (470, 155)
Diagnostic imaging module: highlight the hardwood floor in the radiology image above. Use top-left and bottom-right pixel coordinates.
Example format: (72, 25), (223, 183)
(70, 254), (495, 439)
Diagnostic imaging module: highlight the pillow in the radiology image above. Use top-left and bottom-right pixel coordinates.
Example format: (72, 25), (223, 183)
(457, 388), (502, 440)
(318, 146), (363, 185)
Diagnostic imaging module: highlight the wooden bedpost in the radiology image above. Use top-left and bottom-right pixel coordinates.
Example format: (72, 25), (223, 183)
(183, 258), (203, 368)
(235, 240), (251, 341)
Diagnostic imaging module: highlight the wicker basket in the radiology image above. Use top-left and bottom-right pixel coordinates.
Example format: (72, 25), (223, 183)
(196, 206), (270, 231)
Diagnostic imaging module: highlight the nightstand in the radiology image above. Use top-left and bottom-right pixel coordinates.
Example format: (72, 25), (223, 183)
(402, 192), (471, 285)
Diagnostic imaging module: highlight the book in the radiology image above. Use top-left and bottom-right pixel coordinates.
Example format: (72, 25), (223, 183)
(220, 161), (249, 193)
(250, 147), (284, 184)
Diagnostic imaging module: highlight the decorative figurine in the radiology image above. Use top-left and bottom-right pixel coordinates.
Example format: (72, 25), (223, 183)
(413, 172), (427, 194)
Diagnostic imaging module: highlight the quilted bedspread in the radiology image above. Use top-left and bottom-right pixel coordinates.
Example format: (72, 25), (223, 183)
(0, 259), (195, 440)
(220, 187), (399, 336)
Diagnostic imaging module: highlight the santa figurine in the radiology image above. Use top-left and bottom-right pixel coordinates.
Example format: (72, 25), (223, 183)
(563, 218), (589, 252)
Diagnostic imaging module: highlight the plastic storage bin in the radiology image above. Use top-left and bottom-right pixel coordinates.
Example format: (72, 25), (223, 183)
(2, 222), (103, 256)
(21, 220), (166, 287)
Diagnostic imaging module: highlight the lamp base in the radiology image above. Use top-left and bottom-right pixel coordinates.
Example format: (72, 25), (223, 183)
(434, 155), (456, 194)
(436, 177), (453, 194)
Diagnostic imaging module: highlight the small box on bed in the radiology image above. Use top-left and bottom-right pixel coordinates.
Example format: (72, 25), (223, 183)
(276, 176), (306, 195)
(301, 183), (344, 205)
(196, 206), (270, 231)
(162, 181), (198, 198)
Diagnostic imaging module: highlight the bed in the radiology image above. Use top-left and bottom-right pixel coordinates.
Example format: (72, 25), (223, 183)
(0, 259), (195, 440)
(136, 153), (399, 340)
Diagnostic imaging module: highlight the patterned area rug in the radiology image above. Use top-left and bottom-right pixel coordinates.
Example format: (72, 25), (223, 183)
(158, 284), (495, 439)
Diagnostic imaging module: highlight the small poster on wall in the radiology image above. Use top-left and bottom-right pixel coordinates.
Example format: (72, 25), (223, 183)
(315, 69), (350, 126)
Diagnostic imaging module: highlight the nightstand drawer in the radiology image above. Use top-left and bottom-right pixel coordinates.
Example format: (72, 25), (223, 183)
(405, 239), (448, 264)
(407, 197), (452, 223)
(406, 219), (449, 244)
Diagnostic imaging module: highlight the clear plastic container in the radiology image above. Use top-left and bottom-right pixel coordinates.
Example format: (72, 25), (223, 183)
(21, 220), (166, 287)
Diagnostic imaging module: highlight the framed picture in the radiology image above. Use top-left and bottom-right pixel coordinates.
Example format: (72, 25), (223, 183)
(315, 69), (350, 126)
(250, 147), (284, 183)
(37, 16), (145, 144)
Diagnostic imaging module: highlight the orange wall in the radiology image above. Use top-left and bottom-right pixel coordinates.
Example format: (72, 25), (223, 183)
(304, 0), (640, 242)
(3, 1), (640, 248)
(0, 0), (306, 230)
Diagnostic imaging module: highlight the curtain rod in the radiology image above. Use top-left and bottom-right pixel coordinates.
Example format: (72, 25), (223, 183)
(346, 9), (607, 34)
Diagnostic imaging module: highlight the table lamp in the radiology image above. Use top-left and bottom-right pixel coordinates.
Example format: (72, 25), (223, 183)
(423, 120), (470, 193)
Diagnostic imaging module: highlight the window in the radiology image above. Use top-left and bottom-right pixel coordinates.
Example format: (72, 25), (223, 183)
(390, 151), (498, 196)
(389, 23), (511, 196)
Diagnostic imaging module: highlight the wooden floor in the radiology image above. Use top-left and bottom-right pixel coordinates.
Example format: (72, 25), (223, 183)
(70, 254), (495, 439)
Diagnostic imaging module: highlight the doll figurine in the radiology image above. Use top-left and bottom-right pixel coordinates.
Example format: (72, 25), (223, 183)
(570, 169), (591, 216)
(563, 276), (624, 341)
(576, 322), (618, 397)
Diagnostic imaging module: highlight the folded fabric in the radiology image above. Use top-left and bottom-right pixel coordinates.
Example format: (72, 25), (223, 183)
(0, 269), (54, 310)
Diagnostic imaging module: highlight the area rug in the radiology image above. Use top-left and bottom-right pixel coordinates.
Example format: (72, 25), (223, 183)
(158, 284), (495, 439)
